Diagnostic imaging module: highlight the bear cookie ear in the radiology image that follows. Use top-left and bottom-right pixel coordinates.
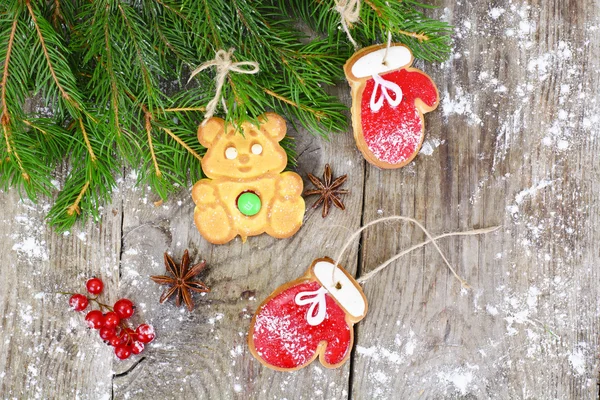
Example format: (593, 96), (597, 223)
(258, 112), (286, 141)
(197, 117), (225, 148)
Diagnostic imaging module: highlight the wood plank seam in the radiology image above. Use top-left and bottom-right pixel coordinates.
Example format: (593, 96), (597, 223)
(347, 160), (370, 400)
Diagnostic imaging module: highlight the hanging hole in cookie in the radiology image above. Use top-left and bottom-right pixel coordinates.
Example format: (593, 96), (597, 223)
(335, 282), (342, 290)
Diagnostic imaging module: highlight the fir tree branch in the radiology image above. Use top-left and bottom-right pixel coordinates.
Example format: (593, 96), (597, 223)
(51, 0), (65, 27)
(1, 18), (18, 155)
(1, 17), (29, 182)
(117, 4), (162, 111)
(155, 0), (190, 22)
(26, 0), (78, 109)
(21, 119), (45, 134)
(364, 0), (381, 16)
(2, 123), (29, 182)
(103, 9), (122, 138)
(263, 88), (327, 120)
(397, 29), (429, 42)
(0, 0), (452, 231)
(153, 22), (187, 68)
(163, 106), (205, 113)
(78, 118), (97, 162)
(161, 127), (203, 162)
(284, 0), (451, 61)
(66, 180), (89, 216)
(144, 108), (162, 178)
(201, 0), (223, 49)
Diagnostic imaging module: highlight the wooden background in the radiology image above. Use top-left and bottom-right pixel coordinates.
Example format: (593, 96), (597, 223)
(1, 0), (599, 398)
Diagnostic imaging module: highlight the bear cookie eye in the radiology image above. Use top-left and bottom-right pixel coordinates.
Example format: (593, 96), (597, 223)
(225, 146), (238, 160)
(251, 143), (263, 155)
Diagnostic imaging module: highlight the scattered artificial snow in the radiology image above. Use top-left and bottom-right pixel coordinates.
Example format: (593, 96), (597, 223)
(11, 210), (49, 261)
(208, 313), (224, 325)
(230, 345), (243, 357)
(486, 305), (499, 316)
(124, 248), (139, 255)
(404, 334), (416, 356)
(568, 348), (586, 375)
(351, 3), (598, 397)
(441, 87), (482, 126)
(489, 8), (505, 20)
(0, 1), (598, 399)
(356, 345), (403, 365)
(12, 237), (47, 260)
(420, 138), (444, 156)
(437, 370), (474, 395)
(514, 179), (554, 205)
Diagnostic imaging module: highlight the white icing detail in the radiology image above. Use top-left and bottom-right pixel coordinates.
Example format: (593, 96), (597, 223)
(251, 143), (263, 155)
(225, 147), (238, 160)
(295, 287), (328, 326)
(313, 261), (366, 318)
(351, 46), (412, 78)
(370, 73), (403, 112)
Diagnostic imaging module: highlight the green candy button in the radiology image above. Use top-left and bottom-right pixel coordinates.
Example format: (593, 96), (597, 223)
(237, 192), (261, 216)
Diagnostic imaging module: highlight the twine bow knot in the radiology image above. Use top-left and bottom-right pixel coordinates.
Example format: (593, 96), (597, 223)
(189, 48), (260, 125)
(335, 0), (361, 49)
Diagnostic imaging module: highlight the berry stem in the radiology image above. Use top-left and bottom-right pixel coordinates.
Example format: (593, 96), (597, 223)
(58, 292), (112, 311)
(88, 297), (113, 312)
(118, 321), (136, 345)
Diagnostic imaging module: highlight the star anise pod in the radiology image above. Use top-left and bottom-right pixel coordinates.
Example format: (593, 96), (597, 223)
(150, 250), (210, 311)
(303, 164), (349, 218)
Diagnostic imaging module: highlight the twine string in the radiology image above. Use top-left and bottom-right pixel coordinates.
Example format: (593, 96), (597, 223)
(335, 0), (361, 49)
(356, 226), (501, 284)
(332, 216), (501, 289)
(381, 31), (393, 65)
(188, 48), (259, 125)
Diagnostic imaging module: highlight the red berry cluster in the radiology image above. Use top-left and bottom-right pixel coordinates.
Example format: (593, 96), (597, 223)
(68, 278), (155, 360)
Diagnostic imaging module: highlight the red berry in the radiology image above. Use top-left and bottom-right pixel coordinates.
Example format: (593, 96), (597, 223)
(99, 326), (116, 341)
(109, 332), (127, 347)
(123, 327), (136, 335)
(69, 294), (89, 311)
(135, 324), (155, 344)
(85, 310), (104, 329)
(86, 278), (104, 295)
(113, 299), (134, 319)
(131, 341), (145, 355)
(122, 327), (137, 344)
(103, 312), (120, 329)
(114, 345), (132, 360)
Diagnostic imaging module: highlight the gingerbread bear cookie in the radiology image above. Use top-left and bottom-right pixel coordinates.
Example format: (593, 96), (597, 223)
(344, 43), (440, 169)
(192, 113), (305, 244)
(248, 257), (368, 371)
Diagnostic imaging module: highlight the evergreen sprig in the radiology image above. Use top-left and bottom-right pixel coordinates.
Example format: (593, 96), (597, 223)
(0, 0), (451, 231)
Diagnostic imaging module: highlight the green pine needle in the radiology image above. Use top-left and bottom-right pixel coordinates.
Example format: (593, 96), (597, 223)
(0, 0), (451, 231)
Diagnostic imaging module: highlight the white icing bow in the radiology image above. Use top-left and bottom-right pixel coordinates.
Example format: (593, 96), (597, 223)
(295, 287), (328, 326)
(369, 73), (403, 112)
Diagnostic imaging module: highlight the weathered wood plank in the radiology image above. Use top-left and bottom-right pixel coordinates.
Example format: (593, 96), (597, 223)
(112, 98), (366, 399)
(2, 1), (599, 399)
(0, 170), (123, 399)
(352, 0), (600, 398)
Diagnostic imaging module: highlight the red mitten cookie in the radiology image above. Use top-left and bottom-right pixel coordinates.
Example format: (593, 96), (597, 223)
(344, 44), (439, 169)
(248, 258), (367, 370)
